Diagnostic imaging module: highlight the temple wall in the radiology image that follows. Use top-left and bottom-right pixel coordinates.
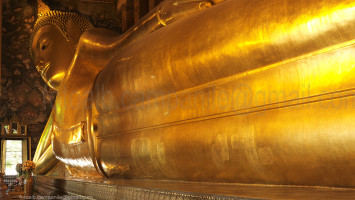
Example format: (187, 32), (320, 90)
(1, 0), (54, 158)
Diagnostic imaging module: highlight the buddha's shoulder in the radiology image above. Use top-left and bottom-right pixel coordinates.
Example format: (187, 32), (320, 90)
(78, 28), (121, 48)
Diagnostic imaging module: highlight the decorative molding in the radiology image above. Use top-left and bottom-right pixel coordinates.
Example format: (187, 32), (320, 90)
(0, 115), (27, 136)
(34, 176), (251, 200)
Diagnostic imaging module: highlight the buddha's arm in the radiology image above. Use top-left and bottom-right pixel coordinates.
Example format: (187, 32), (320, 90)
(33, 111), (60, 175)
(76, 0), (215, 71)
(115, 0), (215, 47)
(70, 0), (215, 83)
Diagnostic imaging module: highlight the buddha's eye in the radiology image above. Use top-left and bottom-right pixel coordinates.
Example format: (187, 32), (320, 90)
(40, 40), (49, 51)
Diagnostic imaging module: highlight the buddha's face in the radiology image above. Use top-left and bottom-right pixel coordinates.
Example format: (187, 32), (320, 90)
(31, 24), (75, 90)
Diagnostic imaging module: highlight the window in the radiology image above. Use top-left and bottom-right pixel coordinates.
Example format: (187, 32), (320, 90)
(12, 123), (18, 134)
(20, 125), (27, 135)
(1, 138), (31, 175)
(3, 125), (9, 134)
(4, 140), (22, 175)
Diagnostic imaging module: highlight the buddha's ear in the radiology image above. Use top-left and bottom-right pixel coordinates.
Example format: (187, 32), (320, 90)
(65, 19), (81, 49)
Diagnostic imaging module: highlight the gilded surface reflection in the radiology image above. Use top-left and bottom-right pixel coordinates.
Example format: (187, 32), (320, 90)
(33, 0), (355, 188)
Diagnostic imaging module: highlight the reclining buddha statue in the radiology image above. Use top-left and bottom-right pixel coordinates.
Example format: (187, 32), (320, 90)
(32, 0), (355, 188)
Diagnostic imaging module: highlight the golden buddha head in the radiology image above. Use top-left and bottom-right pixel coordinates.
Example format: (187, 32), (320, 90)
(30, 11), (93, 90)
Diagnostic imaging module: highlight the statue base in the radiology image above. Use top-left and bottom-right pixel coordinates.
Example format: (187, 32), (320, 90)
(33, 176), (355, 200)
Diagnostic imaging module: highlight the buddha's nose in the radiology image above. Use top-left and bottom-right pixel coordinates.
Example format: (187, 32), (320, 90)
(35, 60), (45, 72)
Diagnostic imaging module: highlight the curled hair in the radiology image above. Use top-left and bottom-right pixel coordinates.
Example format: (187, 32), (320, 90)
(30, 11), (93, 57)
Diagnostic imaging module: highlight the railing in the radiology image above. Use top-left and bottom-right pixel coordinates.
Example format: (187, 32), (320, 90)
(3, 175), (17, 186)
